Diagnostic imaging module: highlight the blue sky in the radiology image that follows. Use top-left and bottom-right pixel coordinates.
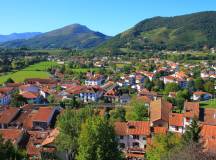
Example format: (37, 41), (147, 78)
(0, 0), (216, 36)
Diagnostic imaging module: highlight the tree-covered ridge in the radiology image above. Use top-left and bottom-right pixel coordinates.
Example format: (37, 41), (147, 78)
(1, 24), (111, 49)
(95, 11), (216, 54)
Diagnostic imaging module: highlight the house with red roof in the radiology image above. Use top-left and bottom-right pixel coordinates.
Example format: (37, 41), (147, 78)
(183, 101), (200, 127)
(104, 88), (119, 103)
(200, 124), (216, 154)
(80, 86), (103, 102)
(32, 107), (58, 130)
(169, 113), (185, 134)
(20, 91), (42, 104)
(114, 121), (151, 159)
(192, 91), (213, 101)
(85, 73), (104, 86)
(0, 129), (28, 148)
(0, 107), (20, 128)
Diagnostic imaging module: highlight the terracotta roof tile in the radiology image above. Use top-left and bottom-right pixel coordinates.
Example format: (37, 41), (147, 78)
(169, 113), (184, 127)
(114, 121), (150, 136)
(33, 107), (54, 122)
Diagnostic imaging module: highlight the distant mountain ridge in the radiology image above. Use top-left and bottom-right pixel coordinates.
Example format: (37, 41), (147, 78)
(0, 32), (41, 43)
(1, 24), (111, 49)
(95, 11), (216, 54)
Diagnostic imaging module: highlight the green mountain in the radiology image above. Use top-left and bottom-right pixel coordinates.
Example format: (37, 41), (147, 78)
(1, 24), (111, 49)
(95, 11), (216, 54)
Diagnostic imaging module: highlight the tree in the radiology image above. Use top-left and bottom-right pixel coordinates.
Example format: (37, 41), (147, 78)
(47, 95), (55, 104)
(183, 119), (201, 143)
(126, 99), (149, 121)
(204, 81), (215, 94)
(143, 78), (153, 90)
(194, 78), (204, 91)
(164, 83), (180, 94)
(146, 133), (182, 160)
(110, 107), (126, 122)
(55, 108), (95, 154)
(165, 142), (216, 160)
(4, 78), (14, 84)
(10, 92), (27, 107)
(76, 117), (122, 160)
(0, 134), (27, 160)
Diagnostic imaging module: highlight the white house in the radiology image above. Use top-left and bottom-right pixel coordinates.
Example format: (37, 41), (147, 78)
(85, 74), (104, 86)
(80, 86), (103, 102)
(169, 113), (185, 134)
(114, 121), (150, 159)
(192, 91), (212, 101)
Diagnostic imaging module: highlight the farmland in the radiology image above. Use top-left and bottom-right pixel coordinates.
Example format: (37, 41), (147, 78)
(0, 61), (58, 84)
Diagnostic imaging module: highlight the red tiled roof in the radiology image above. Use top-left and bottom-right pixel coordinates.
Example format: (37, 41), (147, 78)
(193, 91), (212, 96)
(20, 91), (39, 99)
(184, 101), (199, 118)
(169, 113), (184, 127)
(203, 108), (216, 126)
(114, 121), (150, 136)
(153, 127), (167, 135)
(0, 87), (14, 94)
(104, 89), (117, 96)
(0, 129), (23, 144)
(41, 128), (59, 146)
(200, 124), (216, 153)
(0, 107), (20, 124)
(33, 107), (54, 122)
(126, 153), (144, 158)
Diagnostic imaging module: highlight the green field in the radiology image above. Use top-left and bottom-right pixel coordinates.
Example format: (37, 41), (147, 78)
(0, 61), (58, 84)
(23, 61), (58, 71)
(71, 68), (99, 73)
(200, 99), (216, 108)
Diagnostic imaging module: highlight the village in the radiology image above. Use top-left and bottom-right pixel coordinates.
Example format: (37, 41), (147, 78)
(0, 54), (215, 159)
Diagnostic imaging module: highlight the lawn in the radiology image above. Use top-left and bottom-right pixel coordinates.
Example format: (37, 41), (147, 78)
(0, 71), (50, 84)
(0, 61), (57, 84)
(200, 99), (216, 108)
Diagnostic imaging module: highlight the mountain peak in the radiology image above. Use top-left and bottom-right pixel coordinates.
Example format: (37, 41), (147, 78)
(1, 24), (111, 49)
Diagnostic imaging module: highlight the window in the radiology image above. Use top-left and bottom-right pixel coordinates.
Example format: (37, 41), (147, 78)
(132, 142), (139, 148)
(133, 135), (139, 140)
(186, 117), (190, 122)
(143, 137), (146, 140)
(119, 143), (125, 149)
(175, 126), (179, 131)
(120, 136), (124, 140)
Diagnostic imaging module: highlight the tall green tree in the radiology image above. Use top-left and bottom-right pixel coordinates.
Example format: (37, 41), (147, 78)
(164, 83), (179, 94)
(126, 99), (149, 121)
(55, 107), (95, 153)
(146, 133), (182, 160)
(183, 119), (201, 143)
(76, 117), (122, 160)
(110, 108), (126, 122)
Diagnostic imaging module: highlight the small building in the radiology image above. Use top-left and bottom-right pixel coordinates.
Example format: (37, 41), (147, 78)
(169, 113), (184, 134)
(80, 86), (103, 102)
(32, 107), (58, 130)
(192, 91), (212, 101)
(0, 107), (20, 128)
(85, 74), (104, 86)
(183, 101), (200, 127)
(200, 124), (216, 154)
(114, 121), (151, 159)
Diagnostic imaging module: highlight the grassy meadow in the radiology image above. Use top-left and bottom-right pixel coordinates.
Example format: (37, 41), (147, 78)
(0, 61), (58, 84)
